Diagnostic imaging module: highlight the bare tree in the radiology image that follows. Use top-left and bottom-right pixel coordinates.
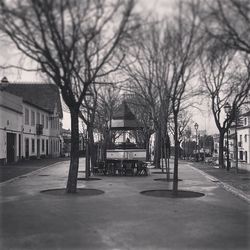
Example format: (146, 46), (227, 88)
(125, 94), (154, 161)
(168, 110), (193, 144)
(200, 46), (250, 168)
(0, 0), (134, 193)
(204, 0), (250, 54)
(123, 19), (173, 169)
(167, 0), (202, 194)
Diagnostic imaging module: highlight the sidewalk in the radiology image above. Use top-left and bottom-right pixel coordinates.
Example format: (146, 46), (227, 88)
(189, 161), (250, 198)
(0, 159), (249, 250)
(0, 157), (70, 183)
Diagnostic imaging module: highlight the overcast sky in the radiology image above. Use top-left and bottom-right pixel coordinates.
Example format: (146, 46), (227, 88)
(0, 0), (218, 135)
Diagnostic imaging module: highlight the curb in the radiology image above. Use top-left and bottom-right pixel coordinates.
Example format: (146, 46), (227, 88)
(0, 161), (65, 187)
(188, 164), (250, 204)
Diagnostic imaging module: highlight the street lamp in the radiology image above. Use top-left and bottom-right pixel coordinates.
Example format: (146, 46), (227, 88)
(224, 102), (231, 171)
(194, 123), (199, 161)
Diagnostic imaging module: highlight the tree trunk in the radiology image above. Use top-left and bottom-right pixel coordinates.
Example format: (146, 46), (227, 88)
(154, 129), (161, 168)
(164, 139), (171, 181)
(219, 131), (225, 168)
(88, 125), (96, 173)
(145, 133), (151, 161)
(173, 113), (179, 195)
(66, 108), (79, 193)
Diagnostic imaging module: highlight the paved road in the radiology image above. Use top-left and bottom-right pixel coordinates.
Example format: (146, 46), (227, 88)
(0, 159), (249, 250)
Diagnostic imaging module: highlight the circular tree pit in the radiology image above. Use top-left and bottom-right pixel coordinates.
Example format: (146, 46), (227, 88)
(151, 171), (173, 175)
(41, 188), (104, 196)
(140, 189), (205, 198)
(154, 178), (182, 182)
(77, 177), (102, 181)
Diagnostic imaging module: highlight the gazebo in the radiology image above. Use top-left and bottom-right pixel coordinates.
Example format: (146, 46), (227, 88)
(99, 101), (147, 176)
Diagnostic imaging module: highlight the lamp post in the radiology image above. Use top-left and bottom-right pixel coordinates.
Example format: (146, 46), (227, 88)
(235, 109), (239, 173)
(194, 123), (199, 161)
(85, 112), (90, 179)
(224, 102), (231, 171)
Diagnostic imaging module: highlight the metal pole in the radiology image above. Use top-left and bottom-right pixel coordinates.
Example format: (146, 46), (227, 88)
(85, 111), (90, 179)
(226, 114), (230, 171)
(235, 113), (238, 173)
(196, 129), (198, 162)
(198, 134), (200, 161)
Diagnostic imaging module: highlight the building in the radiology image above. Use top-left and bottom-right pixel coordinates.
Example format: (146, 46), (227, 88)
(0, 78), (63, 165)
(237, 111), (250, 164)
(223, 110), (250, 170)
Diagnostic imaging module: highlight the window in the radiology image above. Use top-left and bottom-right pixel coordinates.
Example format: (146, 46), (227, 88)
(31, 111), (35, 126)
(42, 139), (45, 152)
(239, 151), (243, 160)
(240, 135), (242, 142)
(37, 112), (40, 124)
(42, 114), (45, 127)
(244, 135), (247, 143)
(244, 117), (247, 126)
(25, 108), (29, 125)
(46, 116), (49, 129)
(32, 139), (35, 153)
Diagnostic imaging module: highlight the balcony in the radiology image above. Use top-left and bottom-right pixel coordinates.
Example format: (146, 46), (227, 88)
(36, 124), (43, 135)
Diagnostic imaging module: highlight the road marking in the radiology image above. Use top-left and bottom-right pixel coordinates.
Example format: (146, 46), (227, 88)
(0, 161), (66, 187)
(188, 164), (250, 204)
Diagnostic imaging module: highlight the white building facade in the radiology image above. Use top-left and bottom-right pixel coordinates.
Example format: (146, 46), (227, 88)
(237, 112), (250, 164)
(0, 80), (63, 165)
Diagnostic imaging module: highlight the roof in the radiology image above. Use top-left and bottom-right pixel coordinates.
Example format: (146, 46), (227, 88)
(110, 101), (143, 129)
(113, 101), (136, 120)
(0, 81), (63, 118)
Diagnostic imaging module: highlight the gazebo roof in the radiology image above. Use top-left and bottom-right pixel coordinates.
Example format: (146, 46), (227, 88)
(113, 101), (136, 120)
(110, 101), (143, 130)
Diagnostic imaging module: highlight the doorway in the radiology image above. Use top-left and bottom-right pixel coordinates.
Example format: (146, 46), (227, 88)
(18, 134), (21, 160)
(37, 139), (40, 158)
(25, 138), (29, 159)
(7, 133), (16, 164)
(46, 139), (49, 156)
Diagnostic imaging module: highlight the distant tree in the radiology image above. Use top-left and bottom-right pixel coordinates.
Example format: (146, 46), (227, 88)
(123, 16), (187, 174)
(0, 0), (134, 192)
(126, 94), (155, 161)
(199, 46), (250, 167)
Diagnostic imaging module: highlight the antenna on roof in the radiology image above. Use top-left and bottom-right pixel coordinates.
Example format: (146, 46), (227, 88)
(1, 76), (9, 83)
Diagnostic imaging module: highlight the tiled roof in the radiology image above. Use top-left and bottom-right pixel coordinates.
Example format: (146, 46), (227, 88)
(0, 82), (63, 118)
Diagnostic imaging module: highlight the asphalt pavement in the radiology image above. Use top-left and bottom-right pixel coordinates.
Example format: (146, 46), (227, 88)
(0, 158), (249, 250)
